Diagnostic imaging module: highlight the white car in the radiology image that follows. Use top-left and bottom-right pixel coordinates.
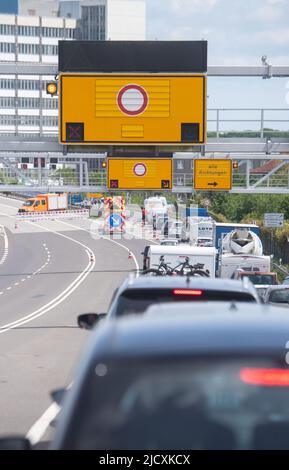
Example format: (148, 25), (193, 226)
(160, 239), (179, 246)
(168, 221), (183, 239)
(197, 237), (213, 247)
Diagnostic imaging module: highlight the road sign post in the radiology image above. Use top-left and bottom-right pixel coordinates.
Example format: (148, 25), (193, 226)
(194, 159), (232, 191)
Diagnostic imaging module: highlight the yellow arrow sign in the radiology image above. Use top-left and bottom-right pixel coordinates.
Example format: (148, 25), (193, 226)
(194, 159), (232, 190)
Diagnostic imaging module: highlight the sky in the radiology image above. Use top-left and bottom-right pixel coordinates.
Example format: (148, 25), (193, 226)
(146, 0), (289, 129)
(0, 0), (18, 14)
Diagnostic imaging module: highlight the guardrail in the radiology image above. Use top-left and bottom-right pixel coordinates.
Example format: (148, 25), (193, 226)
(207, 108), (289, 138)
(0, 108), (288, 139)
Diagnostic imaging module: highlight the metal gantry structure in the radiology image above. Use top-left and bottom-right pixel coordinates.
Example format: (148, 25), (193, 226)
(0, 62), (288, 193)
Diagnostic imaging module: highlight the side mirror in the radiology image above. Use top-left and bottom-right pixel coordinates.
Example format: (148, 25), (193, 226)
(0, 437), (31, 450)
(50, 388), (66, 406)
(77, 313), (106, 330)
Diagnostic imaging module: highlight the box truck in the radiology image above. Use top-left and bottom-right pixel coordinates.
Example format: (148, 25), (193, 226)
(18, 193), (68, 213)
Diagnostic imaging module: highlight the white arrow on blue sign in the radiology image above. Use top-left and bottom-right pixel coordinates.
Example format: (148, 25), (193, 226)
(109, 213), (123, 228)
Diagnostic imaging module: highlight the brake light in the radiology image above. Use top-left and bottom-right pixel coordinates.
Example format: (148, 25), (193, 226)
(173, 289), (203, 296)
(240, 368), (289, 386)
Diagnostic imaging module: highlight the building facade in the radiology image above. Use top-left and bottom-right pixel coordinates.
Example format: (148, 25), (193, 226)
(0, 14), (76, 135)
(0, 0), (146, 136)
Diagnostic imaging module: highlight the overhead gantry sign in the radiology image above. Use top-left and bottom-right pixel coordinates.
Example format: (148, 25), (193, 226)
(58, 41), (207, 146)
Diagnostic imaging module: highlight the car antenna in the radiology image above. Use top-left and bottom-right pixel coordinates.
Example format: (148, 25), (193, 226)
(186, 274), (190, 285)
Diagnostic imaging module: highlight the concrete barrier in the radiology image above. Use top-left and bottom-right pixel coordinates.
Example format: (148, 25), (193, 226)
(16, 209), (90, 221)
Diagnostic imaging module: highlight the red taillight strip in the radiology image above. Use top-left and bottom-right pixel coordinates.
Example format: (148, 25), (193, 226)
(240, 368), (289, 386)
(173, 289), (203, 296)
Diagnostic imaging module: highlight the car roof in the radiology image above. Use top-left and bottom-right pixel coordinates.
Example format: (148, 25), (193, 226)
(266, 285), (289, 292)
(87, 303), (289, 360)
(119, 275), (257, 294)
(148, 245), (216, 255)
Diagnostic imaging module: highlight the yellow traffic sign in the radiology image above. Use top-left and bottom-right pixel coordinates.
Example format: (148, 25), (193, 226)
(86, 193), (103, 199)
(194, 159), (232, 190)
(107, 158), (172, 190)
(59, 74), (206, 145)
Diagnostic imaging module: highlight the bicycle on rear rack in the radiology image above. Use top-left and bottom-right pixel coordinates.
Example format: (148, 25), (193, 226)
(142, 255), (173, 276)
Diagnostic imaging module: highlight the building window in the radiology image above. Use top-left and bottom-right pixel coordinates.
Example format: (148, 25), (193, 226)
(0, 24), (15, 35)
(0, 115), (15, 125)
(66, 28), (75, 39)
(18, 26), (39, 36)
(79, 5), (106, 40)
(0, 43), (15, 53)
(176, 160), (184, 170)
(18, 43), (40, 55)
(19, 116), (40, 126)
(0, 97), (15, 108)
(18, 97), (40, 108)
(42, 98), (58, 109)
(0, 78), (15, 89)
(42, 27), (65, 38)
(43, 116), (58, 127)
(42, 45), (58, 56)
(18, 79), (40, 90)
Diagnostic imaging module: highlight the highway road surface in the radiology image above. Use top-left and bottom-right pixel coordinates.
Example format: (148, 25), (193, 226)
(0, 195), (153, 445)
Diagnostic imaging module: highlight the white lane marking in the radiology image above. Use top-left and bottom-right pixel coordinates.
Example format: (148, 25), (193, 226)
(0, 204), (96, 334)
(0, 248), (95, 333)
(56, 219), (140, 275)
(14, 282), (19, 286)
(6, 287), (11, 290)
(26, 402), (60, 446)
(26, 382), (73, 445)
(0, 225), (9, 265)
(21, 279), (26, 282)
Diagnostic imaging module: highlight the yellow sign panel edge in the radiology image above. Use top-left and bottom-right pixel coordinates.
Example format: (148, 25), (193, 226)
(194, 159), (232, 191)
(59, 73), (207, 146)
(107, 158), (173, 190)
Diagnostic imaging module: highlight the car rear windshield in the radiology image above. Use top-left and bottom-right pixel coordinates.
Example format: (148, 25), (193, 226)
(114, 289), (256, 316)
(241, 274), (276, 285)
(269, 289), (289, 304)
(64, 357), (289, 450)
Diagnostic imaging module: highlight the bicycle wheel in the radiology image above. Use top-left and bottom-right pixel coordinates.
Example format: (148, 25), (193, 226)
(187, 269), (210, 277)
(142, 268), (165, 276)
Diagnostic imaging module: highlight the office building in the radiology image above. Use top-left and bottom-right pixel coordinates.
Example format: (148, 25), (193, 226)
(0, 0), (146, 135)
(0, 13), (76, 135)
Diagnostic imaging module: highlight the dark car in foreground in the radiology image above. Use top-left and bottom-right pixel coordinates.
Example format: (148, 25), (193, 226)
(2, 303), (289, 449)
(78, 276), (260, 329)
(52, 304), (289, 449)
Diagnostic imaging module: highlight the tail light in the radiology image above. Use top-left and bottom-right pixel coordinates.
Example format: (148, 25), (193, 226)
(240, 368), (289, 386)
(173, 289), (203, 296)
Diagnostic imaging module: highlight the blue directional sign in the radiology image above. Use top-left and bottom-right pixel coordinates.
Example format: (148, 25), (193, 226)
(109, 213), (123, 228)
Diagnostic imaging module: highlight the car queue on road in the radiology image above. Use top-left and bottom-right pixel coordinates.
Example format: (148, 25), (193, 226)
(1, 208), (289, 451)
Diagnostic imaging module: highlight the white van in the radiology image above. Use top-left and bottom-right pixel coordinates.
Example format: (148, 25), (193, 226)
(145, 245), (217, 277)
